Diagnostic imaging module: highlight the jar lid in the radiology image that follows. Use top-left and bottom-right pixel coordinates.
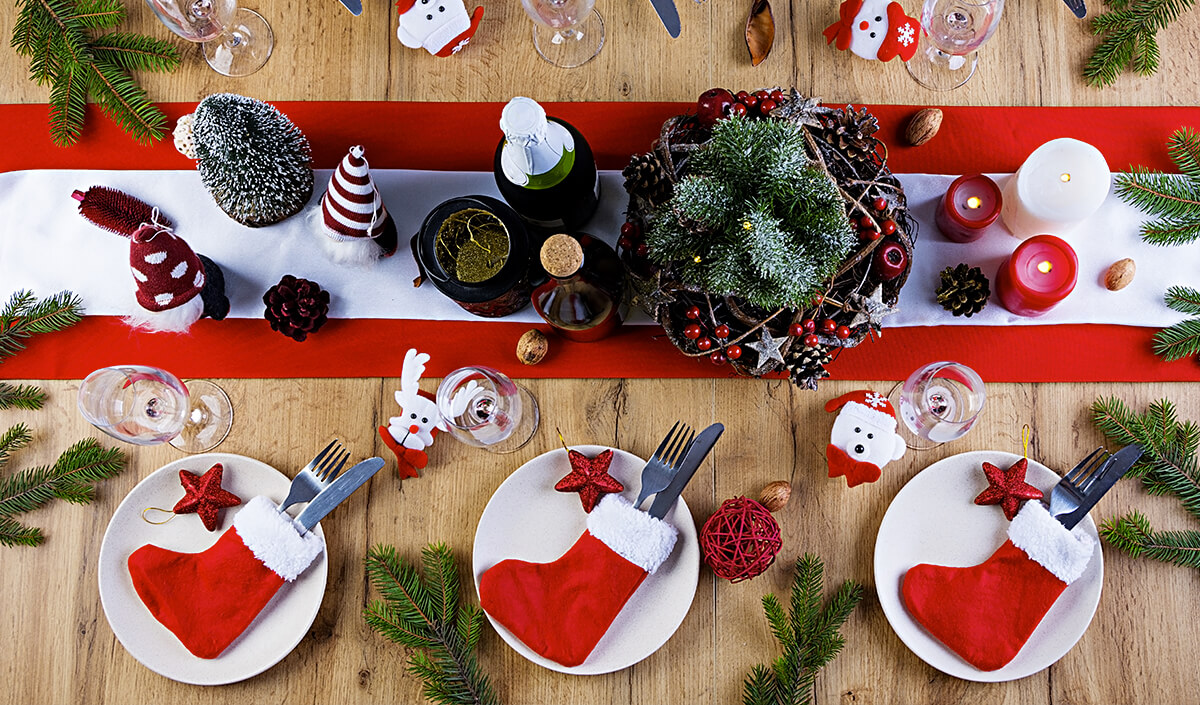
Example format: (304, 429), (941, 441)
(540, 234), (583, 278)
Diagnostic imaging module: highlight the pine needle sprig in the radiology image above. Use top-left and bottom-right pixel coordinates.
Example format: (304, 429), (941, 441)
(0, 424), (34, 470)
(742, 553), (863, 705)
(364, 543), (498, 705)
(1114, 129), (1200, 246)
(1152, 286), (1200, 362)
(0, 435), (125, 547)
(1091, 396), (1200, 571)
(0, 383), (46, 411)
(0, 290), (83, 365)
(1084, 0), (1195, 87)
(11, 0), (180, 145)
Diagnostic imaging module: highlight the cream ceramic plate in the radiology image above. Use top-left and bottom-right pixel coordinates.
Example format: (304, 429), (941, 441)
(875, 450), (1103, 682)
(98, 453), (328, 685)
(473, 446), (700, 675)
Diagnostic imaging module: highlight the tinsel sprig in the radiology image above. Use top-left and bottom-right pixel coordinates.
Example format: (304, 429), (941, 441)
(742, 553), (863, 705)
(1114, 128), (1200, 246)
(1084, 0), (1195, 87)
(10, 0), (180, 145)
(363, 543), (497, 705)
(1153, 285), (1200, 362)
(1091, 396), (1200, 570)
(0, 435), (126, 547)
(0, 290), (84, 365)
(0, 383), (46, 411)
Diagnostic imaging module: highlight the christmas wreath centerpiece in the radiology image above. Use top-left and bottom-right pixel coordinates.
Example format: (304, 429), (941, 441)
(621, 88), (917, 389)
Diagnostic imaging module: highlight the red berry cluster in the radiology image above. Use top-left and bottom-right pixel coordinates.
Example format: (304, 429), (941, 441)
(616, 220), (648, 260)
(731, 88), (784, 119)
(787, 316), (849, 348)
(680, 305), (741, 365)
(854, 196), (909, 281)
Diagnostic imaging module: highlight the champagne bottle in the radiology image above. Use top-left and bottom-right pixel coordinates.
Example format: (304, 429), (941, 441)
(493, 97), (600, 232)
(532, 233), (626, 342)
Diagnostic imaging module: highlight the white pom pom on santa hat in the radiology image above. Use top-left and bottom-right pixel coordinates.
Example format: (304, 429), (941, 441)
(824, 390), (898, 432)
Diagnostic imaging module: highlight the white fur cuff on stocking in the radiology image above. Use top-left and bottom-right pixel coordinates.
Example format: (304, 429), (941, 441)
(233, 496), (325, 581)
(1008, 500), (1095, 585)
(586, 494), (678, 574)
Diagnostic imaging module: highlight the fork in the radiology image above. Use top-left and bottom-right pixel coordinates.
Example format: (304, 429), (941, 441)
(635, 421), (695, 509)
(277, 440), (350, 514)
(1047, 447), (1111, 519)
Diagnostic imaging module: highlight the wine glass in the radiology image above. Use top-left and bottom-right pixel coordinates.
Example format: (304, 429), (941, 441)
(77, 365), (234, 454)
(145, 0), (273, 77)
(906, 0), (1004, 91)
(520, 0), (605, 69)
(892, 361), (986, 448)
(436, 367), (539, 453)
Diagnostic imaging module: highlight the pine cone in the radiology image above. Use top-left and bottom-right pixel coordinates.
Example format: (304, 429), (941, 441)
(784, 344), (832, 390)
(936, 263), (990, 318)
(264, 275), (330, 341)
(819, 107), (879, 161)
(622, 152), (672, 205)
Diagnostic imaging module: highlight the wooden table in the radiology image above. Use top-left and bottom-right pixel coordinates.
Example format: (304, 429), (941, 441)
(3, 2), (1200, 703)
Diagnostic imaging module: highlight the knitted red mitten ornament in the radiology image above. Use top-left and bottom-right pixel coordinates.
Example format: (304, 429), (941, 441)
(127, 496), (324, 659)
(479, 494), (677, 667)
(901, 501), (1094, 671)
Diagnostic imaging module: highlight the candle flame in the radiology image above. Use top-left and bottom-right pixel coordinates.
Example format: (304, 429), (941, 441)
(966, 196), (982, 209)
(1037, 260), (1053, 274)
(1060, 173), (1071, 183)
(694, 255), (702, 263)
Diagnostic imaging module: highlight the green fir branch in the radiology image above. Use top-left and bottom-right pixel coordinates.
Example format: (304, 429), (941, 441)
(1092, 397), (1200, 572)
(0, 515), (43, 548)
(1084, 0), (1195, 87)
(0, 384), (45, 411)
(1150, 286), (1200, 362)
(742, 553), (863, 705)
(10, 0), (179, 145)
(364, 543), (497, 705)
(1115, 129), (1200, 246)
(0, 424), (34, 471)
(0, 290), (83, 364)
(1165, 285), (1200, 314)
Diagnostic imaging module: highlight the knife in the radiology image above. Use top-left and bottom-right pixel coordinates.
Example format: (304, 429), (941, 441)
(337, 0), (363, 15)
(1055, 444), (1143, 529)
(295, 457), (384, 533)
(1061, 0), (1087, 19)
(649, 0), (682, 38)
(648, 423), (723, 519)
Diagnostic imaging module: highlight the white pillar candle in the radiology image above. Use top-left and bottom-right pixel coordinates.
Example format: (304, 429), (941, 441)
(999, 138), (1110, 240)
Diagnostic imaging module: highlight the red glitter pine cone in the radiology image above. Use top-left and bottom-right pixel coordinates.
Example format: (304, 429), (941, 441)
(699, 496), (783, 582)
(263, 275), (330, 342)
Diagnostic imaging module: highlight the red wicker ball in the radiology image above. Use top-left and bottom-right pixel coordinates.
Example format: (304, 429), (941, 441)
(699, 497), (783, 582)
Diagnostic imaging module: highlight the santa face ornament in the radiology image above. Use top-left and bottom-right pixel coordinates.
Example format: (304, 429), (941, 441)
(396, 0), (484, 57)
(825, 390), (907, 487)
(824, 0), (920, 62)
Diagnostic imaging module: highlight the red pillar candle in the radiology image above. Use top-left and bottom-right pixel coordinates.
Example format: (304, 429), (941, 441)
(935, 174), (1003, 243)
(995, 235), (1078, 317)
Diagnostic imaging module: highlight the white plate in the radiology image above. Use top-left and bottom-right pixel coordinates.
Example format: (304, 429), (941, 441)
(875, 450), (1103, 682)
(473, 446), (700, 675)
(98, 453), (328, 685)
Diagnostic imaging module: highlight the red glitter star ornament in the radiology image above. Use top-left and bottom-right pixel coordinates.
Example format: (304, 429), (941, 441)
(554, 449), (624, 513)
(974, 458), (1044, 521)
(173, 463), (242, 531)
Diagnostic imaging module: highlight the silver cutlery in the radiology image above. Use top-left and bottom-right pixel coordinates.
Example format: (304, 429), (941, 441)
(296, 457), (385, 533)
(337, 0), (364, 15)
(1061, 0), (1087, 19)
(635, 421), (695, 509)
(649, 0), (682, 38)
(1049, 444), (1143, 529)
(277, 440), (350, 515)
(648, 423), (723, 519)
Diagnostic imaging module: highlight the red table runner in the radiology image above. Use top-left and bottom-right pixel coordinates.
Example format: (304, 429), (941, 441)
(3, 101), (1199, 383)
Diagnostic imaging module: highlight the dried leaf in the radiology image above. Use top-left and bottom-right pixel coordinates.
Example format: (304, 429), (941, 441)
(746, 0), (774, 67)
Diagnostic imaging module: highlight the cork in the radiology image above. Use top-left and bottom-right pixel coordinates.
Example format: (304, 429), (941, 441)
(540, 234), (584, 278)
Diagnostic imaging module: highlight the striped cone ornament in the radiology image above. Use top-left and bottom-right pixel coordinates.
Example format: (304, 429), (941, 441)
(318, 146), (398, 260)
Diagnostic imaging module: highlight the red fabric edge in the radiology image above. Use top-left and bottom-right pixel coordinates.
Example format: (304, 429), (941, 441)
(3, 101), (1197, 381)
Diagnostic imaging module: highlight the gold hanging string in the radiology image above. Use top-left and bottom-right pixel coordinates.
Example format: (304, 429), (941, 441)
(1021, 424), (1032, 460)
(141, 507), (176, 525)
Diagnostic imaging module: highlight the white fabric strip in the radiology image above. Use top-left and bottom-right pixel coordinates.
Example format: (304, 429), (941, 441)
(0, 168), (1192, 325)
(232, 496), (325, 582)
(586, 494), (678, 574)
(1008, 500), (1095, 585)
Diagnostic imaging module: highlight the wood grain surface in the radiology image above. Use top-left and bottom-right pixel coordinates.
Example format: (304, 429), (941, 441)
(3, 1), (1200, 703)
